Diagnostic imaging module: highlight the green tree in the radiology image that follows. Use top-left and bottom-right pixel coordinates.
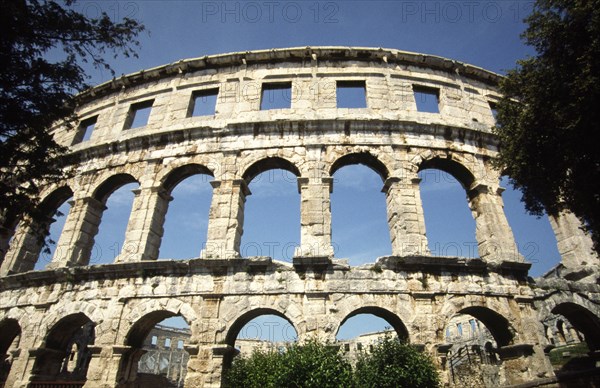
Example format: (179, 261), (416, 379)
(494, 0), (600, 254)
(224, 337), (440, 388)
(225, 340), (354, 388)
(354, 334), (440, 388)
(0, 0), (144, 232)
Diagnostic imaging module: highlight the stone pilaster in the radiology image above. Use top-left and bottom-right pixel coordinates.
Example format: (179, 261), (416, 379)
(469, 184), (522, 263)
(549, 210), (598, 268)
(0, 217), (50, 275)
(202, 179), (249, 259)
(383, 176), (429, 256)
(115, 187), (172, 263)
(47, 197), (105, 268)
(295, 177), (334, 258)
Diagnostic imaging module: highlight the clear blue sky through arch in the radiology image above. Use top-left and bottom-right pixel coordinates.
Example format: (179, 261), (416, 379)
(40, 1), (565, 340)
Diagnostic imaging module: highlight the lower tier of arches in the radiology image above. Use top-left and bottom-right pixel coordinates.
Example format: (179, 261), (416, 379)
(0, 257), (598, 387)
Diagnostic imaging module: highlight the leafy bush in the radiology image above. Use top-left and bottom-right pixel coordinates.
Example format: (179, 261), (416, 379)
(225, 340), (353, 388)
(355, 334), (440, 388)
(224, 335), (439, 388)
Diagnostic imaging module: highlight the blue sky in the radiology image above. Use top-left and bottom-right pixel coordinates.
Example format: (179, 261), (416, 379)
(39, 0), (563, 340)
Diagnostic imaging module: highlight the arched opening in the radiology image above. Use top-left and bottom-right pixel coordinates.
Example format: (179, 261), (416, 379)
(35, 197), (72, 270)
(336, 306), (409, 341)
(0, 318), (21, 386)
(241, 157), (300, 261)
(30, 313), (95, 385)
(330, 153), (391, 264)
(225, 308), (298, 347)
(117, 311), (191, 388)
(4, 186), (73, 273)
(335, 306), (409, 360)
(443, 306), (513, 386)
(223, 308), (297, 381)
(160, 164), (214, 259)
(418, 158), (477, 258)
(552, 303), (600, 352)
(500, 176), (561, 276)
(91, 174), (139, 265)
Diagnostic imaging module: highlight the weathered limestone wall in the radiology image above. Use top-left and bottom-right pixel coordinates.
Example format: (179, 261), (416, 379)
(0, 47), (598, 387)
(0, 258), (558, 387)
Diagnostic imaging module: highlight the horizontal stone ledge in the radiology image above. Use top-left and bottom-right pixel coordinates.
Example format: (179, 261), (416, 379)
(212, 345), (237, 357)
(379, 255), (531, 278)
(68, 119), (498, 165)
(0, 254), (539, 291)
(496, 344), (534, 360)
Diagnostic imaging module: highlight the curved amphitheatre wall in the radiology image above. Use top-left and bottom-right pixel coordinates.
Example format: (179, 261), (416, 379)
(0, 47), (598, 387)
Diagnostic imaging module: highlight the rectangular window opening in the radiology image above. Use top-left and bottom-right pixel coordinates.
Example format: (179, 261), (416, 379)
(165, 338), (171, 348)
(151, 336), (158, 346)
(73, 115), (97, 144)
(190, 88), (219, 117)
(413, 85), (440, 113)
(336, 80), (367, 108)
(177, 340), (184, 349)
(124, 99), (154, 129)
(260, 82), (292, 110)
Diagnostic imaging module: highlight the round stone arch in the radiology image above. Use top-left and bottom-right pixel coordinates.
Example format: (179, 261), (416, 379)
(116, 297), (198, 345)
(2, 184), (75, 271)
(334, 305), (410, 341)
(30, 312), (96, 384)
(240, 155), (302, 185)
(114, 298), (197, 386)
(540, 292), (600, 351)
(158, 163), (215, 195)
(409, 149), (477, 191)
(325, 146), (393, 182)
(551, 303), (600, 351)
(37, 300), (104, 348)
(91, 173), (140, 205)
(440, 299), (516, 347)
(223, 307), (299, 346)
(36, 184), (75, 216)
(115, 298), (200, 344)
(220, 306), (301, 377)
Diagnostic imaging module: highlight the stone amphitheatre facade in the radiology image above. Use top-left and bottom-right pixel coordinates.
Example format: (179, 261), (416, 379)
(0, 47), (599, 387)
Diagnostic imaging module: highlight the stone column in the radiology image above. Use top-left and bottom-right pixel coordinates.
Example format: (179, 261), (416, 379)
(115, 187), (172, 263)
(0, 217), (49, 275)
(549, 210), (598, 268)
(202, 179), (249, 259)
(383, 176), (429, 256)
(296, 177), (334, 258)
(47, 197), (105, 268)
(469, 184), (522, 263)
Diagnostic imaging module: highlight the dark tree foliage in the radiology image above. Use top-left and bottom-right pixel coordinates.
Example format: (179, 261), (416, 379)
(494, 0), (600, 254)
(0, 0), (144, 229)
(354, 334), (440, 388)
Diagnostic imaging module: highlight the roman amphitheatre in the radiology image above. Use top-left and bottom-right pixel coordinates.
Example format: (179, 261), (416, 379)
(0, 47), (598, 387)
